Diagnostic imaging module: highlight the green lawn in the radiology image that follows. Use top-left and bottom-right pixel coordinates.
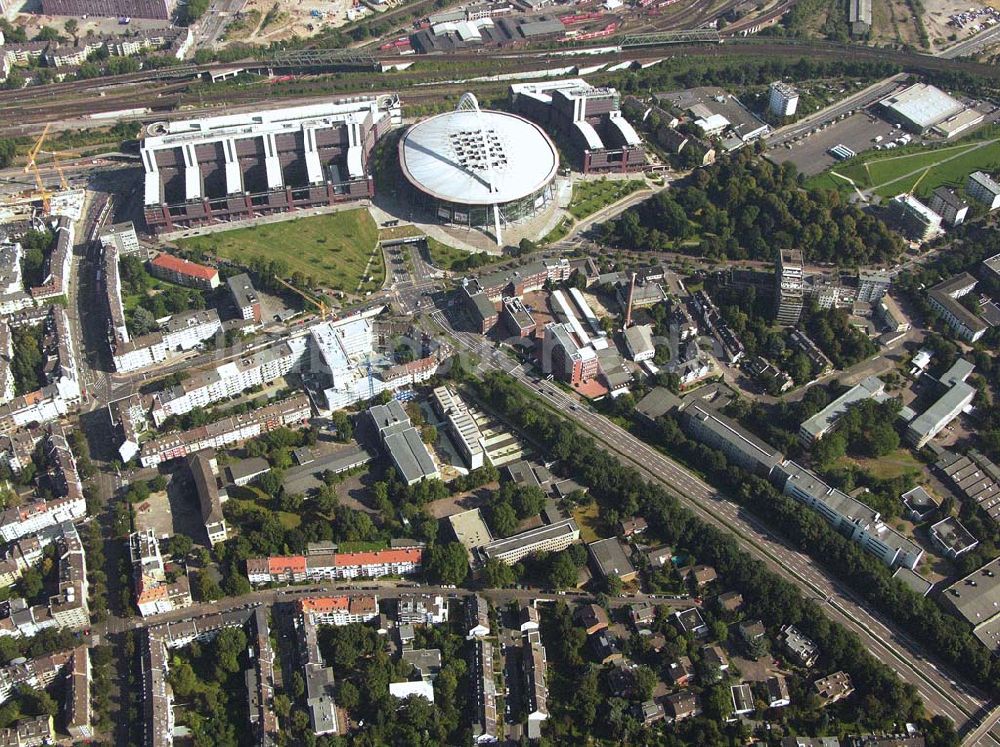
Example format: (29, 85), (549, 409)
(836, 448), (925, 480)
(425, 237), (472, 269)
(176, 209), (383, 295)
(808, 138), (1000, 199)
(570, 503), (603, 544)
(568, 179), (645, 220)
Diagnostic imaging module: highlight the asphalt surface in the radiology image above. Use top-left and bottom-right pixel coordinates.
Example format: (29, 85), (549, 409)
(431, 310), (1000, 744)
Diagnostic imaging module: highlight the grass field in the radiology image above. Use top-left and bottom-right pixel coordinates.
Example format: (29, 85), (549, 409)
(808, 137), (1000, 199)
(568, 179), (645, 220)
(571, 502), (603, 543)
(176, 209), (383, 295)
(836, 448), (925, 480)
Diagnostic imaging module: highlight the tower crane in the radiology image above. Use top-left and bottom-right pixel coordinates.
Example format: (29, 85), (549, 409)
(274, 276), (329, 319)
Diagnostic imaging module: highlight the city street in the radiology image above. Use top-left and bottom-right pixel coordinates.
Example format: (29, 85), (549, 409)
(431, 309), (1000, 744)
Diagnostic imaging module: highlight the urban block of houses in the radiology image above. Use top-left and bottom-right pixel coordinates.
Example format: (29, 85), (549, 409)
(246, 546), (425, 585)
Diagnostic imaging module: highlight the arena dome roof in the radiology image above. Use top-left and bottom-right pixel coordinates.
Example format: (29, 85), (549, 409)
(399, 105), (559, 207)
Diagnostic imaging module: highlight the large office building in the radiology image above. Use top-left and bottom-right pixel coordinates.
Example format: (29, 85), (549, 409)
(774, 249), (804, 325)
(509, 79), (646, 174)
(432, 386), (487, 470)
(482, 519), (580, 565)
(368, 401), (439, 485)
(399, 94), (558, 243)
(679, 399), (784, 477)
(905, 358), (976, 448)
(799, 376), (886, 445)
(927, 273), (988, 342)
(775, 461), (923, 570)
(944, 557), (1000, 652)
(141, 98), (401, 232)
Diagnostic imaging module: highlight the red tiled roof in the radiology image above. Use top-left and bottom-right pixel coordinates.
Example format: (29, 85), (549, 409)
(298, 596), (349, 613)
(331, 548), (422, 568)
(150, 253), (219, 281)
(268, 556), (306, 574)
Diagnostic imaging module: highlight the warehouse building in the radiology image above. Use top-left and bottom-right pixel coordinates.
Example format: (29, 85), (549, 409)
(141, 98), (401, 232)
(878, 83), (966, 133)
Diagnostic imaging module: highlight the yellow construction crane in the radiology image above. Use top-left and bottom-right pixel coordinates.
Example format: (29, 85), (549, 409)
(42, 150), (69, 191)
(274, 276), (328, 319)
(909, 166), (932, 197)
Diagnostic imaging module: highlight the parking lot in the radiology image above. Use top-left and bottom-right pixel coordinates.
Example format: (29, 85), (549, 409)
(770, 111), (892, 176)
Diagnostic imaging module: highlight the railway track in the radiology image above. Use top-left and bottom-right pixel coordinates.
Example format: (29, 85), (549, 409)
(3, 37), (1000, 134)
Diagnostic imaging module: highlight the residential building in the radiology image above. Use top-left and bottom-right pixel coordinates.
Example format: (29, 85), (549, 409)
(140, 393), (311, 467)
(618, 517), (647, 537)
(674, 607), (708, 638)
(65, 646), (91, 740)
(799, 376), (886, 445)
(766, 674), (791, 707)
(814, 671), (854, 706)
(150, 338), (308, 424)
(775, 249), (804, 325)
(523, 630), (549, 739)
(130, 529), (193, 617)
(248, 608), (278, 745)
(41, 0), (169, 18)
(679, 398), (784, 477)
(967, 171), (1000, 210)
(148, 253), (220, 290)
(927, 274), (987, 342)
(588, 537), (637, 583)
(687, 564), (718, 587)
(397, 594), (448, 625)
(929, 516), (979, 558)
(875, 295), (910, 334)
(297, 596), (378, 626)
(775, 461), (923, 569)
(481, 519), (580, 565)
(856, 270), (891, 304)
(226, 457), (270, 487)
(902, 485), (940, 522)
(629, 601), (656, 628)
(519, 604), (540, 633)
(778, 624), (819, 667)
(227, 273), (262, 324)
(668, 656), (694, 686)
(471, 640), (498, 743)
(731, 682), (754, 715)
(112, 308), (222, 373)
(465, 595), (490, 639)
(575, 603), (609, 635)
(716, 591), (743, 613)
(663, 691), (701, 722)
(935, 450), (1000, 528)
(888, 194), (942, 242)
(188, 450), (228, 546)
(246, 547), (424, 585)
(768, 81), (799, 117)
(928, 186), (969, 226)
(402, 648), (442, 682)
(0, 714), (54, 746)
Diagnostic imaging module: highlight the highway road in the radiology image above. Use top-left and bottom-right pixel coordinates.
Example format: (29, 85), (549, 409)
(431, 311), (1000, 744)
(940, 23), (1000, 59)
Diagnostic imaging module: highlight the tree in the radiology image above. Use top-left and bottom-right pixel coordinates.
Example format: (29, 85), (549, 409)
(421, 425), (437, 444)
(193, 571), (223, 602)
(63, 18), (78, 42)
(0, 140), (15, 170)
(547, 551), (577, 589)
(214, 627), (248, 675)
(489, 502), (517, 538)
(632, 665), (657, 701)
(18, 568), (43, 600)
(603, 574), (623, 597)
(163, 534), (193, 558)
(425, 542), (468, 586)
(33, 26), (62, 41)
(482, 558), (516, 588)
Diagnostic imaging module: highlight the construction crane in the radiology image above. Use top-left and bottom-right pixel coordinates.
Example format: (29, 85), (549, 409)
(23, 123), (54, 208)
(41, 150), (69, 191)
(908, 166), (932, 197)
(274, 276), (329, 319)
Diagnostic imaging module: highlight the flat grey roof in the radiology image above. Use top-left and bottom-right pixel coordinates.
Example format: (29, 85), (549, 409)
(227, 456), (270, 482)
(892, 566), (933, 596)
(945, 556), (1000, 628)
(682, 400), (783, 471)
(482, 518), (579, 558)
(588, 537), (636, 579)
(906, 381), (975, 440)
(800, 376), (885, 439)
(636, 387), (681, 420)
(384, 427), (437, 484)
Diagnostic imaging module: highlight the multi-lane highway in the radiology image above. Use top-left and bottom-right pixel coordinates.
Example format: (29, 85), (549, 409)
(432, 311), (1000, 744)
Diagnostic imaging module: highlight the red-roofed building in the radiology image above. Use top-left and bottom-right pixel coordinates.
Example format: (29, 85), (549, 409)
(149, 253), (220, 290)
(246, 547), (423, 586)
(297, 595), (378, 626)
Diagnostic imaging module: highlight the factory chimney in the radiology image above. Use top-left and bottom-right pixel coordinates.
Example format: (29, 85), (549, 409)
(624, 272), (637, 329)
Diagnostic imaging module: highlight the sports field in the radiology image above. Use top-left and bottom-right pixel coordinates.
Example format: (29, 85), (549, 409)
(808, 137), (1000, 198)
(176, 209), (383, 295)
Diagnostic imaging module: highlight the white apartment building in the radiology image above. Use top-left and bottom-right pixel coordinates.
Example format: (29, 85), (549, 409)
(768, 81), (799, 117)
(297, 595), (378, 626)
(397, 594), (448, 625)
(246, 547), (424, 586)
(968, 171), (1000, 210)
(482, 519), (581, 565)
(0, 495), (86, 543)
(151, 337), (308, 424)
(113, 309), (222, 373)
